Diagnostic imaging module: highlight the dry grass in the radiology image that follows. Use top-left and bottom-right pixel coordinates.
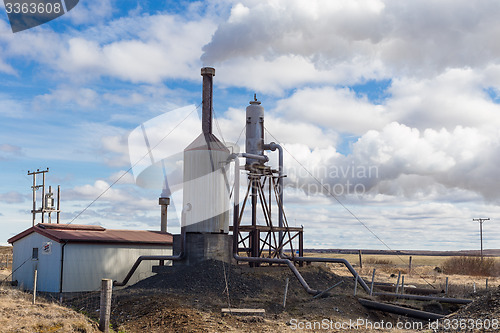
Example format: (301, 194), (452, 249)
(442, 256), (500, 277)
(0, 286), (100, 333)
(364, 257), (394, 265)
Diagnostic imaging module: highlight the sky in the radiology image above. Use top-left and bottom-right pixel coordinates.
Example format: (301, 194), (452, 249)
(1, 0), (500, 251)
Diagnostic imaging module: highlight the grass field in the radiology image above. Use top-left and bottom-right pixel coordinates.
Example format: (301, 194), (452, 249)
(305, 252), (500, 266)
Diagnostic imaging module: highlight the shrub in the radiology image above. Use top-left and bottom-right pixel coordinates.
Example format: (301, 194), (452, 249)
(365, 258), (393, 265)
(442, 256), (498, 276)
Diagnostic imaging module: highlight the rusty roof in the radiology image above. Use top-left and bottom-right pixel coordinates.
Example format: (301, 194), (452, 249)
(8, 223), (173, 245)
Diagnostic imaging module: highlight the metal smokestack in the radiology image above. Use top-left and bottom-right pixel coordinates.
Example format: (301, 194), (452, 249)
(201, 67), (215, 134)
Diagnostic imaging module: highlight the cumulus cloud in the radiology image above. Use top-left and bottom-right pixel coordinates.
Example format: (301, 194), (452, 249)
(280, 122), (500, 204)
(202, 0), (500, 91)
(274, 86), (387, 135)
(54, 14), (216, 83)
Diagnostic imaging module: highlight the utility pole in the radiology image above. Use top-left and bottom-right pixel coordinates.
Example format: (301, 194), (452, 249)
(472, 218), (489, 260)
(28, 168), (61, 226)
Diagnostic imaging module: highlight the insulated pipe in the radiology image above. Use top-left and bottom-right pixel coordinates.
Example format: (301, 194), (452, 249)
(372, 292), (472, 304)
(227, 154), (319, 295)
(241, 153), (268, 163)
(114, 226), (186, 287)
(289, 257), (371, 294)
(358, 298), (444, 320)
(264, 142), (284, 253)
(261, 143), (371, 293)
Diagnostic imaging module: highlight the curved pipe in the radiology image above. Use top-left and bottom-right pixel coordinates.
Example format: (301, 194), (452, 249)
(241, 153), (268, 163)
(114, 226), (186, 287)
(229, 151), (371, 295)
(290, 257), (371, 294)
(264, 142), (284, 253)
(228, 153), (318, 295)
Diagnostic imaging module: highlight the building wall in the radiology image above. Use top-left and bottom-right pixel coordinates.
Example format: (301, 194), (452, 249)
(11, 233), (62, 293)
(62, 243), (172, 292)
(12, 233), (172, 293)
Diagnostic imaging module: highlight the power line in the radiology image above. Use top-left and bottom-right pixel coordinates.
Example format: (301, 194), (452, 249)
(264, 127), (436, 288)
(67, 104), (201, 225)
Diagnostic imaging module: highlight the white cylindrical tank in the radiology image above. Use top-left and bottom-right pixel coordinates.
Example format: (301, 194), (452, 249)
(182, 133), (230, 233)
(245, 99), (264, 167)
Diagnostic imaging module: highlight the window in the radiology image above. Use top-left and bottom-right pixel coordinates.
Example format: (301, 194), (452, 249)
(32, 247), (38, 260)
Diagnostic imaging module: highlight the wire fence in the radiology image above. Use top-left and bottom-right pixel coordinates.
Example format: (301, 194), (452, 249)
(0, 254), (12, 270)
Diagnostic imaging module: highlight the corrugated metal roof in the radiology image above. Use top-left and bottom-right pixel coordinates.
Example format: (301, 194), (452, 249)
(8, 223), (173, 245)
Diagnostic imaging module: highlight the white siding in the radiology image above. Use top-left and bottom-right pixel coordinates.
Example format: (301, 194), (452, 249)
(183, 148), (230, 233)
(12, 233), (62, 293)
(62, 244), (172, 292)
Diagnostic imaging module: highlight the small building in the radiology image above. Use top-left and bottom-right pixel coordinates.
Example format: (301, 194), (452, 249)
(7, 223), (173, 293)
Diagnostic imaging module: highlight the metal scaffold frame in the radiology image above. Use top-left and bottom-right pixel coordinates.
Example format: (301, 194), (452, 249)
(230, 165), (304, 266)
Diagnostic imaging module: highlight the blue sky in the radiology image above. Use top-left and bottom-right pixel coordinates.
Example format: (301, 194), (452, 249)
(1, 0), (500, 251)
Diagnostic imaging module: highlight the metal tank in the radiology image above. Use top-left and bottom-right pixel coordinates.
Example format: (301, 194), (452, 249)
(245, 96), (265, 168)
(182, 67), (230, 233)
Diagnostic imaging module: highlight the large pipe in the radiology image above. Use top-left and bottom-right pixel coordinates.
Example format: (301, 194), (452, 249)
(201, 67), (215, 135)
(114, 226), (186, 287)
(228, 154), (319, 295)
(372, 292), (472, 304)
(291, 256), (371, 293)
(261, 142), (371, 293)
(358, 298), (444, 320)
(264, 142), (284, 253)
(228, 153), (371, 295)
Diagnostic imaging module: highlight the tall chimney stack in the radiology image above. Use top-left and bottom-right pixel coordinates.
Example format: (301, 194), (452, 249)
(201, 67), (215, 134)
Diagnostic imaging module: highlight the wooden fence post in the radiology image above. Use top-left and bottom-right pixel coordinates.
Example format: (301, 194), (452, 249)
(395, 271), (401, 294)
(283, 278), (289, 308)
(445, 277), (449, 296)
(409, 256), (412, 274)
(370, 269), (376, 296)
(32, 269), (38, 305)
(354, 274), (358, 296)
(99, 279), (112, 333)
(358, 250), (363, 269)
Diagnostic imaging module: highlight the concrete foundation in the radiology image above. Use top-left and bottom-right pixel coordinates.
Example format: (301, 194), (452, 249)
(152, 233), (233, 273)
(176, 233), (233, 266)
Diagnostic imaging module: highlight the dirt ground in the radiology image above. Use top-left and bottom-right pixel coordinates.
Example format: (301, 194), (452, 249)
(58, 259), (495, 333)
(2, 244), (500, 333)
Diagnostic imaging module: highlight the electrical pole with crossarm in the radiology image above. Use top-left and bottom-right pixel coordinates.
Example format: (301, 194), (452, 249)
(472, 218), (490, 260)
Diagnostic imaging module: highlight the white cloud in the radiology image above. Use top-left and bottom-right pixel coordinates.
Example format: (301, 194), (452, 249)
(388, 69), (500, 130)
(63, 0), (114, 25)
(274, 86), (387, 135)
(202, 0), (500, 92)
(0, 191), (26, 204)
(36, 87), (100, 108)
(54, 14), (217, 83)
